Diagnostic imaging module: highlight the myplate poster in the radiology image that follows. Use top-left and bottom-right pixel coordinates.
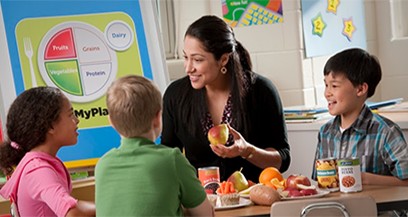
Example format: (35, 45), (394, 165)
(0, 0), (168, 168)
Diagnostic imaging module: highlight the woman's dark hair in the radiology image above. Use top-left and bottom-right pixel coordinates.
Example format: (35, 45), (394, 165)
(0, 87), (64, 175)
(184, 15), (254, 133)
(324, 48), (382, 98)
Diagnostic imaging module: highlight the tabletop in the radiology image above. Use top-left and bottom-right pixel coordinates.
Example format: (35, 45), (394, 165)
(215, 185), (408, 217)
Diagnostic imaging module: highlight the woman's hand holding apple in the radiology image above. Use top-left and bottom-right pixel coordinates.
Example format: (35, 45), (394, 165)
(209, 124), (253, 159)
(210, 141), (242, 158)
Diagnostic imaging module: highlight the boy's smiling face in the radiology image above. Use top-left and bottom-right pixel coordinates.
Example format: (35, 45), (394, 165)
(324, 72), (366, 119)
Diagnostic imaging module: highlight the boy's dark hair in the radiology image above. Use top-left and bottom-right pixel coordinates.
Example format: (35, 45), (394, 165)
(324, 48), (382, 98)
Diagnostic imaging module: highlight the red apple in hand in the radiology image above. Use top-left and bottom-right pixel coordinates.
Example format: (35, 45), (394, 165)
(286, 174), (311, 189)
(208, 124), (229, 145)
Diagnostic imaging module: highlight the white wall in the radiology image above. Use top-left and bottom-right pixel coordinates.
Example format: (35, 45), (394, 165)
(375, 1), (408, 102)
(166, 0), (408, 107)
(169, 0), (311, 106)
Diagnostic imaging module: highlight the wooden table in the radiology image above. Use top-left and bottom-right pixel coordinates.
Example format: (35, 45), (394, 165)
(215, 185), (408, 217)
(326, 185), (408, 212)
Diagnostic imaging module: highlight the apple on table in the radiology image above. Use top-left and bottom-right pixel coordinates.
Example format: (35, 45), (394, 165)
(285, 174), (311, 189)
(227, 168), (249, 192)
(282, 174), (317, 198)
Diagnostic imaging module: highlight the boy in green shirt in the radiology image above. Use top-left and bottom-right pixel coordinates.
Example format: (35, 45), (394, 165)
(95, 75), (214, 216)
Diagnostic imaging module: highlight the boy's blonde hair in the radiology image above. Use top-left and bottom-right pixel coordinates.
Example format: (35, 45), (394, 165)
(106, 75), (162, 138)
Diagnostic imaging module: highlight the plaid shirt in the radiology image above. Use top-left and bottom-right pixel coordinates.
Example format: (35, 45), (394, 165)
(312, 104), (408, 180)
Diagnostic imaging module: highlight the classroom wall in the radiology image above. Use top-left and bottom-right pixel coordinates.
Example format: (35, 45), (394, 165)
(1, 1), (406, 115)
(166, 0), (408, 107)
(375, 1), (408, 101)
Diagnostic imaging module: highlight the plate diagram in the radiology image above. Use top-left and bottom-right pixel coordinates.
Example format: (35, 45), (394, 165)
(38, 22), (118, 103)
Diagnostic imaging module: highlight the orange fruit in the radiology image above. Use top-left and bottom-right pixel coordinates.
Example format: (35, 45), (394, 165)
(264, 182), (277, 190)
(270, 178), (285, 189)
(259, 167), (283, 185)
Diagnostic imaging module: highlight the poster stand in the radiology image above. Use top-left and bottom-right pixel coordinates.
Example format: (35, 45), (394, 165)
(0, 0), (169, 172)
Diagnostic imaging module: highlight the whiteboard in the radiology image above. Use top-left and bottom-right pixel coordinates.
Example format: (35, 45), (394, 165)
(0, 0), (169, 168)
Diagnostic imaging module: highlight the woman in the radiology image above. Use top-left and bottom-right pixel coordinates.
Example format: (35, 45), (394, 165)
(0, 87), (95, 216)
(161, 15), (290, 182)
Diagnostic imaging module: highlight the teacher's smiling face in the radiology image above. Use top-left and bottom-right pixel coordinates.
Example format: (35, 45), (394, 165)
(183, 35), (228, 90)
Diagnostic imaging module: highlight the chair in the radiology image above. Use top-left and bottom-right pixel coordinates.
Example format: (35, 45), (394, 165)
(270, 195), (377, 217)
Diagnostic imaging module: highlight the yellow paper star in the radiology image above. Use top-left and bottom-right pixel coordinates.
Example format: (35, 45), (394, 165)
(342, 18), (356, 41)
(312, 13), (326, 37)
(327, 0), (340, 14)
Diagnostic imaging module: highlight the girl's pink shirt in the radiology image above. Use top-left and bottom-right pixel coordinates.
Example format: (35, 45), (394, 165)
(0, 151), (77, 217)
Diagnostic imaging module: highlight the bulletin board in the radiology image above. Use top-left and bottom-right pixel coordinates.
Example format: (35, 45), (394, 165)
(222, 0), (283, 27)
(301, 0), (367, 57)
(0, 0), (169, 168)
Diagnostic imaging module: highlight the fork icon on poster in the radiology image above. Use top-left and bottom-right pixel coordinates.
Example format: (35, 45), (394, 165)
(23, 37), (37, 87)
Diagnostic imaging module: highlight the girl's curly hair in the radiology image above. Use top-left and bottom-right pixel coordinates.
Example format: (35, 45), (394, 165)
(0, 87), (64, 175)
